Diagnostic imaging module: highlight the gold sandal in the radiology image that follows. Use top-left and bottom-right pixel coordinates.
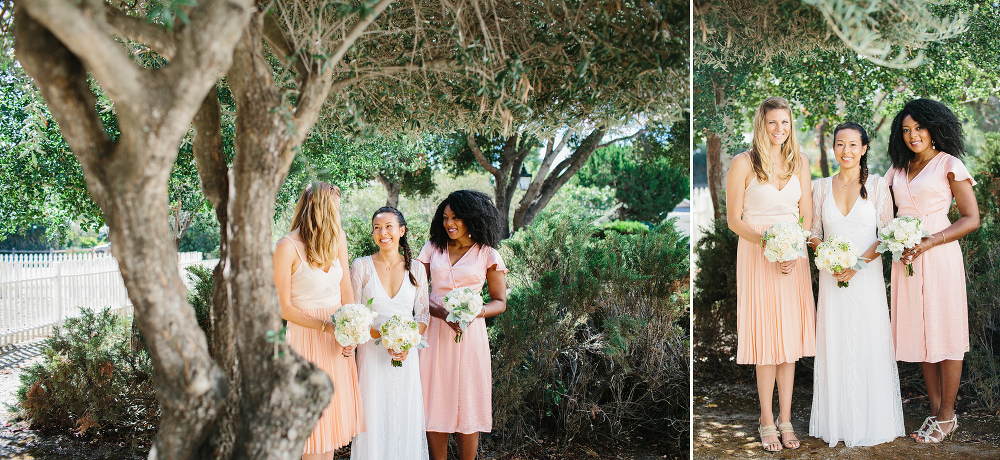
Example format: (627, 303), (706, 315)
(758, 424), (782, 452)
(777, 421), (800, 449)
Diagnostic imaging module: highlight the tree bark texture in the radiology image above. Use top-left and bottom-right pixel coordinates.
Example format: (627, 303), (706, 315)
(377, 173), (402, 208)
(13, 0), (252, 457)
(706, 132), (723, 221)
(513, 128), (606, 231)
(466, 133), (532, 239)
(817, 118), (830, 177)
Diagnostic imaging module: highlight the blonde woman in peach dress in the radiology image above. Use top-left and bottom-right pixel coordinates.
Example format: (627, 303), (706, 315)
(273, 182), (364, 460)
(417, 190), (508, 460)
(885, 99), (979, 444)
(726, 96), (815, 453)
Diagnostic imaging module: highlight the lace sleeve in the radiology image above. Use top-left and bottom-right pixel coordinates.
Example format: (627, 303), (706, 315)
(872, 175), (894, 229)
(350, 257), (371, 306)
(412, 263), (430, 326)
(810, 178), (826, 241)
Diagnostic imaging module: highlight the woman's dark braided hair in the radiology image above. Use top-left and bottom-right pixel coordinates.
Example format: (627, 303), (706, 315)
(428, 190), (502, 251)
(888, 98), (965, 170)
(372, 206), (417, 286)
(833, 122), (871, 200)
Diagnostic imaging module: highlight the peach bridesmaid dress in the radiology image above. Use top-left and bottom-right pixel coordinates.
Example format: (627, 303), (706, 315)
(283, 237), (365, 453)
(886, 152), (975, 363)
(735, 175), (816, 365)
(417, 242), (507, 434)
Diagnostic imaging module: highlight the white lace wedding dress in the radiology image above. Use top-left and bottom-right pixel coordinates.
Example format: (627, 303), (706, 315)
(808, 174), (905, 447)
(350, 256), (430, 460)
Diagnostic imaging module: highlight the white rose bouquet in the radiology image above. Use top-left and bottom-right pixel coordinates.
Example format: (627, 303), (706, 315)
(760, 219), (810, 263)
(877, 216), (931, 276)
(442, 287), (483, 342)
(375, 315), (428, 367)
(815, 235), (867, 288)
(331, 301), (378, 348)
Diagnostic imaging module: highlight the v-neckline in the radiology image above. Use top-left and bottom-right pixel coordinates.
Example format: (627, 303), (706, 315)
(370, 256), (404, 300)
(448, 243), (474, 267)
(759, 175), (796, 192)
(905, 152), (941, 185)
(829, 179), (861, 218)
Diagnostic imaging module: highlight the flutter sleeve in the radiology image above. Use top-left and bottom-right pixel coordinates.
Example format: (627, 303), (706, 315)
(945, 154), (977, 186)
(412, 263), (430, 326)
(872, 174), (894, 229)
(415, 242), (434, 265)
(484, 246), (509, 274)
(810, 178), (826, 241)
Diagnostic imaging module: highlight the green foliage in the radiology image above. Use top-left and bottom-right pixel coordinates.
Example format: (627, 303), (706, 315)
(491, 205), (689, 454)
(599, 220), (649, 236)
(15, 309), (158, 448)
(178, 211), (221, 257)
(185, 265), (215, 351)
(961, 132), (1000, 412)
(576, 119), (690, 224)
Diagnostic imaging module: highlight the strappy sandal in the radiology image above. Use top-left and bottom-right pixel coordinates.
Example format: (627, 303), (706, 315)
(758, 424), (782, 452)
(777, 420), (800, 449)
(910, 415), (936, 439)
(915, 415), (959, 443)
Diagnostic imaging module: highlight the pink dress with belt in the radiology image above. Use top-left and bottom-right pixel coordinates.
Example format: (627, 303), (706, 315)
(886, 152), (976, 363)
(416, 242), (508, 434)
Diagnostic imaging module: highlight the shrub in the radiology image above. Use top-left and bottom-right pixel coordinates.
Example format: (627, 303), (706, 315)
(691, 218), (745, 380)
(16, 308), (158, 449)
(186, 264), (215, 350)
(490, 206), (689, 456)
(598, 220), (650, 237)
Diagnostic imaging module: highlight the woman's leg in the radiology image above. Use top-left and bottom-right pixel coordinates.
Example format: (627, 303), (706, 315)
(427, 432), (450, 460)
(456, 432), (480, 460)
(302, 452), (334, 460)
(775, 361), (799, 447)
(756, 364), (779, 446)
(918, 360), (963, 441)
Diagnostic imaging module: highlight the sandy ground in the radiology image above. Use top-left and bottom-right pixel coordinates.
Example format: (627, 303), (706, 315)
(693, 379), (1000, 460)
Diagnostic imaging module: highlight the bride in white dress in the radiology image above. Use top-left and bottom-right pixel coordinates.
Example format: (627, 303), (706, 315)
(808, 122), (905, 447)
(350, 207), (430, 460)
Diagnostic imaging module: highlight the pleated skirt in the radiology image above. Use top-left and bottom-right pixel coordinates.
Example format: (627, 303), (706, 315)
(736, 223), (816, 365)
(287, 305), (365, 454)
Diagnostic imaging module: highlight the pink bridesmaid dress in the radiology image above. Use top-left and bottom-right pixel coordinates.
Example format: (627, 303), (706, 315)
(735, 175), (816, 365)
(283, 237), (365, 453)
(886, 153), (976, 363)
(417, 242), (508, 434)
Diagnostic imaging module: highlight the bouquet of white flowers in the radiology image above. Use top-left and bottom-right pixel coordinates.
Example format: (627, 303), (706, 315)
(442, 287), (483, 342)
(331, 301), (378, 348)
(877, 216), (931, 276)
(815, 235), (868, 288)
(760, 219), (810, 263)
(375, 315), (428, 367)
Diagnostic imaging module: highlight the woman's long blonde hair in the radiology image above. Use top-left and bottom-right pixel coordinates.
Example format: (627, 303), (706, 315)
(290, 181), (342, 269)
(749, 97), (803, 184)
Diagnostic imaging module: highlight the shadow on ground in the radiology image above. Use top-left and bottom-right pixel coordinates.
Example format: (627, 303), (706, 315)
(694, 379), (1000, 460)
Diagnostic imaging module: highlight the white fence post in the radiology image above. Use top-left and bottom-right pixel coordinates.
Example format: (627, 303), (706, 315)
(54, 261), (64, 328)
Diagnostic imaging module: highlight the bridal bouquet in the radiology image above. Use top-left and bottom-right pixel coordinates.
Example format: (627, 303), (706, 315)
(877, 216), (931, 276)
(375, 315), (428, 367)
(331, 301), (378, 348)
(815, 235), (867, 288)
(442, 287), (483, 342)
(760, 219), (810, 263)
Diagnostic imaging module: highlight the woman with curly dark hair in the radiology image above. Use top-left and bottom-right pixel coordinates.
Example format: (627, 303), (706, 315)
(417, 190), (508, 460)
(885, 99), (980, 444)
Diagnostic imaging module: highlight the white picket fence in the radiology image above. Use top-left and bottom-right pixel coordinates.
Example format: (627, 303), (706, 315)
(691, 186), (716, 265)
(0, 252), (218, 346)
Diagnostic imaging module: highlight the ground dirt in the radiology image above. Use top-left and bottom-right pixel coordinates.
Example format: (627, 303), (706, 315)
(694, 379), (1000, 460)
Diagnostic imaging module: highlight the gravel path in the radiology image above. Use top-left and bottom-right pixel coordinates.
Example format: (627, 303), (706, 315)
(1, 340), (46, 424)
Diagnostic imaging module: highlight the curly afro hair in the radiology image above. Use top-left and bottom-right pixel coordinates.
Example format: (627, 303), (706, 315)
(887, 98), (965, 170)
(428, 190), (502, 250)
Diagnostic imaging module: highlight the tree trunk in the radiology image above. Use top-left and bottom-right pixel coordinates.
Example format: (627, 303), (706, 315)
(513, 128), (607, 231)
(817, 119), (830, 177)
(706, 132), (723, 220)
(466, 133), (529, 239)
(377, 173), (401, 208)
(14, 2), (251, 457)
